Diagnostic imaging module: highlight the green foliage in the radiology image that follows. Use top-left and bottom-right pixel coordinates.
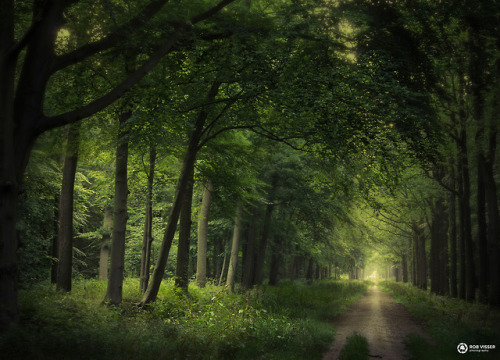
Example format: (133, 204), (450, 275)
(0, 279), (368, 360)
(339, 332), (369, 360)
(381, 281), (500, 360)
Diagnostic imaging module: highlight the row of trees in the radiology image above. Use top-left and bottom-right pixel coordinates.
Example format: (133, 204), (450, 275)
(364, 0), (499, 305)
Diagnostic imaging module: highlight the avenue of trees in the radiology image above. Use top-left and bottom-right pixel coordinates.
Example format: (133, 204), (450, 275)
(1, 0), (498, 333)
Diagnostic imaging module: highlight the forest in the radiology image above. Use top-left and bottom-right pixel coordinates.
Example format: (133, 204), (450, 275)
(0, 0), (499, 359)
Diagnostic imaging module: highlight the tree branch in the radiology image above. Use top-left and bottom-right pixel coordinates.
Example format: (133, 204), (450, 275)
(39, 25), (186, 133)
(51, 0), (171, 73)
(40, 0), (238, 132)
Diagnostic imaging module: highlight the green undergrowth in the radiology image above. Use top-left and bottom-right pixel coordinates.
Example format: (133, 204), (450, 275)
(0, 278), (369, 360)
(380, 281), (500, 360)
(338, 332), (369, 360)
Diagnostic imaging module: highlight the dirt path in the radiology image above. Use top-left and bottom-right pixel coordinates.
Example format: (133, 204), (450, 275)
(322, 285), (431, 360)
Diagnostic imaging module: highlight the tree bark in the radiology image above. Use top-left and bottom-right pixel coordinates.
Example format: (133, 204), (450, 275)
(99, 206), (112, 281)
(175, 166), (195, 291)
(196, 180), (213, 288)
(140, 147), (156, 292)
(50, 194), (59, 284)
(104, 112), (130, 305)
(226, 204), (243, 291)
(56, 122), (81, 292)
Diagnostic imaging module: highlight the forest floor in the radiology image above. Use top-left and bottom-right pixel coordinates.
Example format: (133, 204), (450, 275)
(322, 284), (431, 360)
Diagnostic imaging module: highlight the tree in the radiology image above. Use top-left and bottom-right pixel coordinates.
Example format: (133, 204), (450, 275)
(0, 0), (237, 331)
(139, 147), (156, 292)
(226, 204), (243, 291)
(56, 122), (81, 292)
(103, 111), (131, 305)
(196, 180), (213, 288)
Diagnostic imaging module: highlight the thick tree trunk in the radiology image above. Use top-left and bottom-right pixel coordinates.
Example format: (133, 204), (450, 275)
(196, 180), (213, 288)
(104, 112), (130, 305)
(99, 206), (112, 281)
(226, 205), (243, 291)
(56, 122), (80, 292)
(175, 166), (194, 291)
(140, 147), (156, 292)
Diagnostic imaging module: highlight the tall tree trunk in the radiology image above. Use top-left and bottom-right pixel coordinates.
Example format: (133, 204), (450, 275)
(56, 122), (80, 292)
(449, 168), (458, 298)
(242, 211), (257, 289)
(99, 206), (112, 281)
(141, 82), (220, 305)
(215, 237), (224, 283)
(50, 194), (59, 284)
(140, 147), (156, 292)
(226, 205), (243, 291)
(413, 219), (427, 290)
(458, 129), (476, 301)
(218, 241), (228, 286)
(469, 16), (489, 304)
(485, 49), (500, 305)
(104, 112), (130, 305)
(196, 180), (213, 288)
(430, 195), (449, 295)
(175, 166), (194, 291)
(254, 202), (275, 285)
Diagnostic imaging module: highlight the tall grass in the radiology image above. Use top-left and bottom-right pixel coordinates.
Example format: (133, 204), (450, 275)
(0, 279), (368, 360)
(381, 281), (500, 360)
(338, 333), (369, 360)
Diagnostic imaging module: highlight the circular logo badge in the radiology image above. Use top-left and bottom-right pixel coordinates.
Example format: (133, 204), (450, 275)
(457, 343), (468, 354)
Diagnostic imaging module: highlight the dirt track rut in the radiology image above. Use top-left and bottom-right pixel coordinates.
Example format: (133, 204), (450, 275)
(322, 285), (431, 360)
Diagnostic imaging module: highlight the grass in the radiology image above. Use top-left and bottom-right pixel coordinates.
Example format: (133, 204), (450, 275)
(0, 278), (369, 360)
(380, 281), (500, 360)
(338, 332), (369, 360)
